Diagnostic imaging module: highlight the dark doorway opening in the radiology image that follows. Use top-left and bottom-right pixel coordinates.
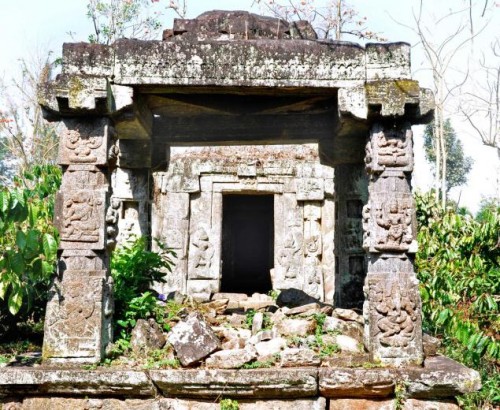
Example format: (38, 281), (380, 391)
(221, 194), (274, 295)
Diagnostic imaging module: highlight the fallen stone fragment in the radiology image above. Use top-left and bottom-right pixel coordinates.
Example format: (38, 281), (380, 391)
(130, 318), (166, 356)
(332, 308), (363, 324)
(285, 303), (321, 316)
(336, 335), (364, 353)
(422, 333), (441, 357)
(167, 312), (220, 367)
(201, 298), (229, 315)
(280, 348), (320, 367)
(205, 348), (257, 369)
(275, 318), (315, 337)
(322, 316), (344, 333)
(339, 321), (364, 344)
(254, 337), (287, 358)
(252, 312), (264, 335)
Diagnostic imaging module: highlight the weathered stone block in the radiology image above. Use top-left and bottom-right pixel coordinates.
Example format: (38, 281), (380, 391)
(365, 272), (423, 366)
(366, 124), (413, 173)
(150, 368), (318, 399)
(205, 348), (256, 369)
(130, 319), (167, 356)
(55, 190), (107, 250)
(58, 118), (110, 165)
(62, 165), (108, 190)
(43, 273), (111, 363)
(167, 312), (220, 366)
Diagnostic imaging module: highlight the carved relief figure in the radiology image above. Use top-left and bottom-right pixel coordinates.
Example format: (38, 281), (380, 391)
(375, 199), (412, 251)
(64, 129), (103, 163)
(62, 192), (102, 242)
(105, 197), (120, 248)
(190, 227), (214, 273)
(376, 131), (409, 167)
(362, 204), (371, 249)
(370, 280), (417, 348)
(345, 220), (362, 250)
(277, 231), (302, 279)
(304, 254), (322, 299)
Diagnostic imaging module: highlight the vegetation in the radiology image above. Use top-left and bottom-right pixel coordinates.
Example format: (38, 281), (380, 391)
(110, 236), (176, 351)
(424, 119), (473, 193)
(0, 165), (61, 338)
(220, 398), (239, 410)
(415, 191), (500, 409)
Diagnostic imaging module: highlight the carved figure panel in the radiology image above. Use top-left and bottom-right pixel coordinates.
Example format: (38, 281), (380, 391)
(57, 190), (106, 250)
(59, 118), (110, 166)
(105, 197), (120, 249)
(277, 230), (303, 280)
(321, 198), (335, 304)
(366, 272), (423, 364)
(188, 227), (215, 279)
(366, 124), (413, 173)
(43, 275), (108, 360)
(364, 193), (416, 253)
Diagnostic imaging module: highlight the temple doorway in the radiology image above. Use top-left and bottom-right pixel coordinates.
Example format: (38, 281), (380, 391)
(221, 194), (274, 295)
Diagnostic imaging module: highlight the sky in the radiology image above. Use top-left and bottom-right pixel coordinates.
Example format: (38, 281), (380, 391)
(0, 0), (498, 213)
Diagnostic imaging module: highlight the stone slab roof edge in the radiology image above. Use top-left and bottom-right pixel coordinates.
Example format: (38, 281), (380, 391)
(39, 37), (433, 124)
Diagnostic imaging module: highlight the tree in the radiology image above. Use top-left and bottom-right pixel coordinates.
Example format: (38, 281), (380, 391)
(0, 52), (59, 184)
(398, 0), (493, 206)
(253, 0), (384, 41)
(460, 39), (500, 200)
(424, 119), (473, 193)
(86, 0), (189, 45)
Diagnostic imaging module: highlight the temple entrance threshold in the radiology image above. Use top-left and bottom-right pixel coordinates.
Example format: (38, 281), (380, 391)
(221, 194), (274, 295)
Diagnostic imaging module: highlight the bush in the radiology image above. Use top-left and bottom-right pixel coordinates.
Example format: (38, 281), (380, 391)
(415, 191), (500, 409)
(0, 165), (61, 338)
(110, 236), (175, 345)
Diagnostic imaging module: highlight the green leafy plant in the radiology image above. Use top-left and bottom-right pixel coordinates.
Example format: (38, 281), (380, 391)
(394, 381), (408, 410)
(241, 358), (275, 369)
(415, 191), (500, 409)
(0, 165), (61, 337)
(142, 349), (180, 369)
(220, 398), (239, 410)
(111, 236), (175, 349)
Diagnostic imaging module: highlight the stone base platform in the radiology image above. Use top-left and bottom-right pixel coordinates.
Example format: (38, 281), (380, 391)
(0, 356), (479, 409)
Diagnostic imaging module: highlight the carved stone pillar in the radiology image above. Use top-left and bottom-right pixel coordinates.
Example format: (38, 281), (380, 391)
(363, 122), (423, 366)
(43, 118), (112, 364)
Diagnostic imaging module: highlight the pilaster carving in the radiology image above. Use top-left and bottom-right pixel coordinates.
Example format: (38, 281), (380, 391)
(44, 117), (111, 364)
(363, 122), (423, 365)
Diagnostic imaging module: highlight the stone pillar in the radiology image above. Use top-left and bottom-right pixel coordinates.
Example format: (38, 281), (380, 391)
(43, 118), (112, 364)
(363, 122), (423, 366)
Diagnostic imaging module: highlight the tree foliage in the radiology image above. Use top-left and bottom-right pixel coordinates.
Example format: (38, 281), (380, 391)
(423, 119), (473, 193)
(0, 52), (59, 183)
(415, 191), (500, 408)
(254, 0), (384, 40)
(86, 0), (165, 44)
(0, 165), (61, 326)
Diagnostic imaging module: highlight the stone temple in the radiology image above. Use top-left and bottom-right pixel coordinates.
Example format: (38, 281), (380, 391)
(0, 10), (480, 409)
